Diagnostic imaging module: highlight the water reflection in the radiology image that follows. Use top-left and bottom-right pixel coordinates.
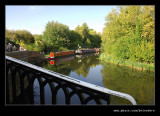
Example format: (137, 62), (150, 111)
(50, 60), (55, 65)
(37, 53), (154, 105)
(101, 62), (155, 105)
(43, 53), (101, 79)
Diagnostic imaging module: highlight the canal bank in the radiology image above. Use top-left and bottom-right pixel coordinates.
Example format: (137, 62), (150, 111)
(99, 53), (154, 72)
(5, 51), (45, 63)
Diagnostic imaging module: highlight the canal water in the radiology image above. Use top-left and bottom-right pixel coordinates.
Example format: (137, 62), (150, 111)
(32, 53), (154, 105)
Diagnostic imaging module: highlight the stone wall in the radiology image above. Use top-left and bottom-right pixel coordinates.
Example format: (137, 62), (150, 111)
(28, 51), (44, 59)
(6, 51), (45, 63)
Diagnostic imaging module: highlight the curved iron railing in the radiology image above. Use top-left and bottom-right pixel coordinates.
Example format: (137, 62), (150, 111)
(6, 56), (137, 105)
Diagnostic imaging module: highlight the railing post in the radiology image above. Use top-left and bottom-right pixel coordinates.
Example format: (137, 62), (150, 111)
(12, 71), (17, 104)
(40, 85), (45, 104)
(6, 66), (10, 104)
(30, 83), (35, 104)
(20, 75), (24, 103)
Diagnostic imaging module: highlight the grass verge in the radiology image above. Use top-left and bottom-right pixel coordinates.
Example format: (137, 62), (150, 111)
(99, 53), (154, 72)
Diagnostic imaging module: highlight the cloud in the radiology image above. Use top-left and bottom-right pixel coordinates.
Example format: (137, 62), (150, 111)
(29, 6), (38, 10)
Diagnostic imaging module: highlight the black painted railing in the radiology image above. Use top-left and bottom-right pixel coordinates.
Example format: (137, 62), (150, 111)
(6, 56), (137, 105)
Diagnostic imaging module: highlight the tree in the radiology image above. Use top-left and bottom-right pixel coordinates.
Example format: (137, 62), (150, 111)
(69, 30), (82, 49)
(15, 30), (35, 44)
(43, 21), (71, 52)
(6, 29), (35, 44)
(33, 34), (45, 52)
(101, 6), (154, 63)
(89, 29), (101, 48)
(74, 23), (101, 48)
(6, 21), (102, 53)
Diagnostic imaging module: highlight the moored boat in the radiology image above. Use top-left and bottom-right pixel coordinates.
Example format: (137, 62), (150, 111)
(75, 48), (100, 55)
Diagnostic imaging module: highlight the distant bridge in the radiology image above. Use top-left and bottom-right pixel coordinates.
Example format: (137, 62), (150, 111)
(6, 56), (137, 105)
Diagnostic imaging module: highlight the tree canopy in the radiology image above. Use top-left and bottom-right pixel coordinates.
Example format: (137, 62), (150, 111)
(43, 21), (71, 52)
(42, 21), (101, 52)
(6, 30), (35, 45)
(101, 6), (154, 64)
(75, 23), (101, 48)
(6, 21), (102, 53)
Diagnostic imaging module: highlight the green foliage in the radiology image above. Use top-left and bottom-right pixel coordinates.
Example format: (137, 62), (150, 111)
(6, 21), (101, 53)
(59, 47), (69, 51)
(43, 21), (71, 51)
(5, 29), (45, 52)
(33, 34), (45, 52)
(101, 6), (155, 66)
(42, 21), (102, 52)
(6, 29), (35, 44)
(69, 30), (83, 49)
(75, 23), (102, 48)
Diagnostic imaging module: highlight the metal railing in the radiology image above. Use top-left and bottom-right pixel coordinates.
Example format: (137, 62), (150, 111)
(5, 56), (137, 105)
